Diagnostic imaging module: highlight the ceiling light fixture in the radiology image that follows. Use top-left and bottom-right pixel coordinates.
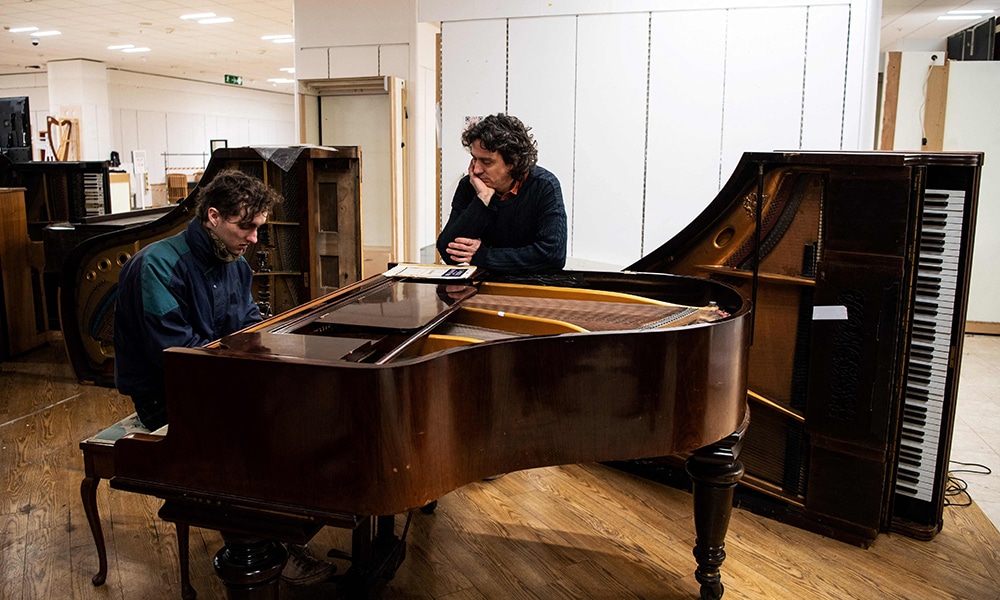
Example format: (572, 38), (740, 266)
(198, 17), (234, 24)
(9, 27), (39, 33)
(937, 15), (981, 20)
(180, 13), (215, 20)
(108, 44), (135, 50)
(261, 34), (293, 40)
(280, 67), (295, 73)
(33, 30), (61, 37)
(272, 37), (294, 44)
(947, 9), (994, 14)
(267, 78), (294, 84)
(122, 47), (151, 53)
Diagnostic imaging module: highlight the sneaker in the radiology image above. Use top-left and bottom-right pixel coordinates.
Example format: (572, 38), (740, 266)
(281, 543), (336, 586)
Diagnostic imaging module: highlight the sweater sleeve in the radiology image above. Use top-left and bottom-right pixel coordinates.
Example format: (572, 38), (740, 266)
(472, 174), (567, 274)
(436, 176), (496, 264)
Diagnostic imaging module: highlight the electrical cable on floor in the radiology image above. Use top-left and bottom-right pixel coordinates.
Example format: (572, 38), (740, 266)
(944, 460), (992, 507)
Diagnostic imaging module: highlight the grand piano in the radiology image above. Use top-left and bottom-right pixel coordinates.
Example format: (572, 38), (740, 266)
(111, 272), (751, 599)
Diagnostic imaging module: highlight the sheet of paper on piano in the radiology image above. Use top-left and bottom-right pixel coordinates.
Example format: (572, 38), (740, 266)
(383, 263), (480, 280)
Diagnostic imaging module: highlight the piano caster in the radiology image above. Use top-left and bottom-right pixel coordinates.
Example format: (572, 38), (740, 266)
(419, 500), (438, 514)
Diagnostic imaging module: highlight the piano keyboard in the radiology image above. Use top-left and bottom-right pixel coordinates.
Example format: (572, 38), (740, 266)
(894, 189), (965, 504)
(83, 172), (107, 217)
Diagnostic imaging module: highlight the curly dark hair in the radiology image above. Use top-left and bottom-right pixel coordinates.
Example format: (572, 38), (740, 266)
(461, 114), (538, 181)
(195, 169), (281, 225)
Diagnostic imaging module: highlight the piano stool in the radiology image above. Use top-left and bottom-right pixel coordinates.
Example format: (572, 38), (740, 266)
(79, 414), (195, 600)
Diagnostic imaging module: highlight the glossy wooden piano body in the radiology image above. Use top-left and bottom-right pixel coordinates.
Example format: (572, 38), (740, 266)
(111, 271), (752, 599)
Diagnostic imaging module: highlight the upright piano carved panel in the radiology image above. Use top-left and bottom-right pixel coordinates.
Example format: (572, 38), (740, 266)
(630, 151), (982, 546)
(59, 146), (362, 386)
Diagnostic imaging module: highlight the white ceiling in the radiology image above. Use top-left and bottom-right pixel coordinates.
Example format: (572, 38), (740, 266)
(1, 1), (996, 94)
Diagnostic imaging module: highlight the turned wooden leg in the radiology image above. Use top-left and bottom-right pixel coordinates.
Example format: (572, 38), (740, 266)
(685, 410), (748, 600)
(213, 534), (287, 600)
(80, 475), (108, 586)
(177, 523), (197, 600)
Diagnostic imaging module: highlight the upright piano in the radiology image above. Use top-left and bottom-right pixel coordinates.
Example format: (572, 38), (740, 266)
(629, 150), (981, 547)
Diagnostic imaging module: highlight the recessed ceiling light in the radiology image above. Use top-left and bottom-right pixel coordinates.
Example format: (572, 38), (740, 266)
(272, 37), (294, 44)
(33, 30), (62, 37)
(947, 9), (994, 14)
(261, 34), (293, 41)
(9, 27), (39, 33)
(937, 15), (981, 20)
(181, 13), (215, 20)
(122, 47), (151, 53)
(198, 17), (234, 24)
(267, 78), (294, 84)
(279, 67), (295, 73)
(108, 44), (135, 50)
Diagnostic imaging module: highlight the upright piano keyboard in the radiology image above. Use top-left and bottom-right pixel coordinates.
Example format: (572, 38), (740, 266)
(895, 188), (967, 514)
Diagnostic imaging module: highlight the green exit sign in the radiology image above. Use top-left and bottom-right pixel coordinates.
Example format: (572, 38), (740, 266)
(224, 74), (243, 86)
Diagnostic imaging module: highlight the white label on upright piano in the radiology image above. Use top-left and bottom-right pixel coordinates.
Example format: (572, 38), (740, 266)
(813, 305), (849, 321)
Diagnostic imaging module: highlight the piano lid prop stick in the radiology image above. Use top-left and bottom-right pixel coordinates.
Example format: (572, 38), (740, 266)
(750, 162), (765, 346)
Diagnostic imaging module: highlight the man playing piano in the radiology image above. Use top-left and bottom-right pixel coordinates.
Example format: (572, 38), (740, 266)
(437, 113), (568, 274)
(112, 169), (336, 586)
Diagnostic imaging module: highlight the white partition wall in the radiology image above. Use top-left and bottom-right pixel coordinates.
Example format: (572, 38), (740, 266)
(645, 10), (727, 256)
(507, 16), (577, 254)
(572, 13), (649, 265)
(436, 1), (879, 267)
(439, 19), (507, 207)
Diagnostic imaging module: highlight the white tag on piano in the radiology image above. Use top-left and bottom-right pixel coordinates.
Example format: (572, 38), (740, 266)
(813, 305), (848, 321)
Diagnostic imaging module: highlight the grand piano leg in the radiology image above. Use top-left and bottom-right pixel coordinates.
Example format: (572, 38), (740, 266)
(212, 533), (287, 600)
(685, 411), (747, 600)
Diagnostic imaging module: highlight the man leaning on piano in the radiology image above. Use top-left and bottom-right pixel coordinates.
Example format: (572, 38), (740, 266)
(111, 169), (337, 586)
(437, 113), (568, 275)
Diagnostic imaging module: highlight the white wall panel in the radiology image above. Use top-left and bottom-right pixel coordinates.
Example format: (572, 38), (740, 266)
(644, 9), (727, 255)
(802, 5), (850, 150)
(721, 7), (807, 177)
(136, 111), (168, 183)
(166, 113), (207, 154)
(572, 12), (649, 267)
(507, 16), (578, 252)
(297, 47), (329, 79)
(115, 108), (139, 163)
(379, 44), (410, 79)
(439, 19), (507, 224)
(329, 46), (380, 78)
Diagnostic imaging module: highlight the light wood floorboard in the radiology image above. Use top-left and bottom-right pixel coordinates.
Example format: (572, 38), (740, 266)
(2, 339), (999, 599)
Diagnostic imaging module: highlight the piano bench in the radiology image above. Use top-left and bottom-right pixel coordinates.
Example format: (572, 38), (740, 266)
(80, 413), (195, 600)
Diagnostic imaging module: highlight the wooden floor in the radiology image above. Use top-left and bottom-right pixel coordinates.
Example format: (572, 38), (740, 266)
(2, 339), (1000, 600)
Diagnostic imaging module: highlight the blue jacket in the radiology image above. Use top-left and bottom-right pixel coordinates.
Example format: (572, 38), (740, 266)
(113, 217), (261, 398)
